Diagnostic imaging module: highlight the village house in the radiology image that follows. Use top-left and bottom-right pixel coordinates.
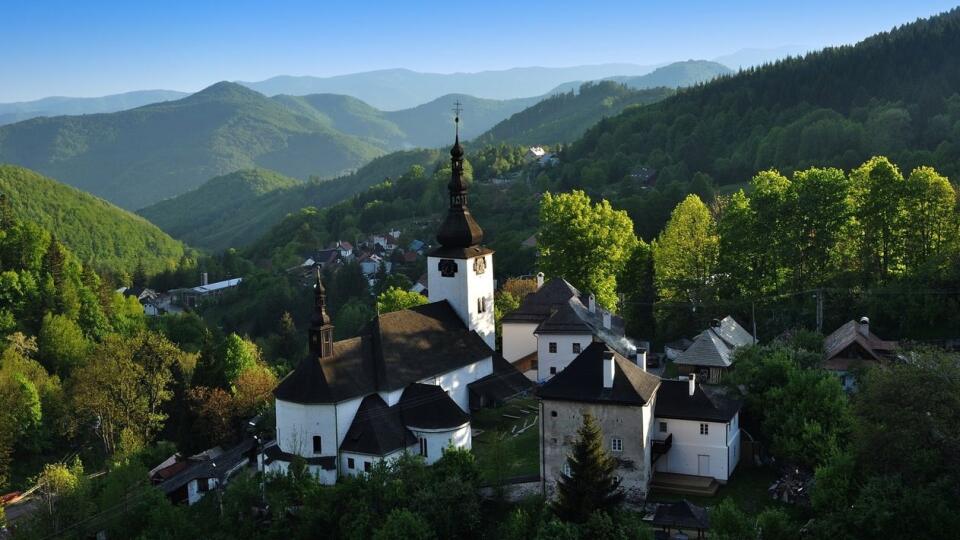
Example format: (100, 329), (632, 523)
(334, 240), (354, 261)
(525, 146), (547, 162)
(822, 316), (897, 390)
(261, 123), (530, 483)
(672, 316), (754, 383)
(501, 274), (648, 381)
(537, 343), (660, 502)
(152, 439), (254, 506)
(652, 375), (742, 484)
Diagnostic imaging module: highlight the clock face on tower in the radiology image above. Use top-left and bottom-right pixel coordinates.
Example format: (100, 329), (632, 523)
(473, 256), (486, 275)
(438, 259), (458, 277)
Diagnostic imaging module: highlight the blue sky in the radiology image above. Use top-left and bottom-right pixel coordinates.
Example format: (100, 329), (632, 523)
(1, 0), (957, 101)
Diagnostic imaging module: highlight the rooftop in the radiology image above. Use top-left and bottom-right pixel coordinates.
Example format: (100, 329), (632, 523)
(536, 342), (660, 406)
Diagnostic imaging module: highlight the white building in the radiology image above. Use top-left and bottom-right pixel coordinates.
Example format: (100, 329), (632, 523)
(501, 275), (647, 382)
(263, 126), (530, 483)
(652, 376), (742, 482)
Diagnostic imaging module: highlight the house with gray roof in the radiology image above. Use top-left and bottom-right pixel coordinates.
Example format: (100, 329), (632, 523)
(501, 274), (649, 382)
(822, 316), (897, 390)
(673, 316), (754, 383)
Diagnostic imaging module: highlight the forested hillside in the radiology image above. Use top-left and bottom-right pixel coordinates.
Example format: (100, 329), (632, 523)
(0, 165), (185, 275)
(0, 82), (385, 209)
(558, 8), (960, 188)
(476, 82), (674, 145)
(139, 150), (444, 251)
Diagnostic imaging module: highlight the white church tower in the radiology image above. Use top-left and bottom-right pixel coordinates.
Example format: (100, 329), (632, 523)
(428, 106), (496, 350)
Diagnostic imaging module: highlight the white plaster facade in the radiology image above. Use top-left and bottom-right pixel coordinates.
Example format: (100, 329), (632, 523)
(653, 413), (741, 482)
(420, 358), (493, 412)
(427, 252), (495, 350)
(536, 333), (594, 382)
(502, 322), (538, 362)
(409, 423), (472, 465)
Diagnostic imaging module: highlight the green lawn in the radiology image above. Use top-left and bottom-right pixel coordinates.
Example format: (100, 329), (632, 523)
(471, 397), (540, 484)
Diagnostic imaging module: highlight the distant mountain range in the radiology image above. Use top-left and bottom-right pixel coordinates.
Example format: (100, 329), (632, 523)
(237, 64), (661, 110)
(0, 90), (187, 126)
(0, 165), (185, 274)
(0, 60), (727, 210)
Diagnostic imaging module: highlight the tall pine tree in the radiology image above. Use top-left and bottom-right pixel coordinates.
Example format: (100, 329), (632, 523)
(553, 412), (624, 522)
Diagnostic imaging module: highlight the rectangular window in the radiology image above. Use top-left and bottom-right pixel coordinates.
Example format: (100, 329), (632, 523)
(549, 342), (557, 353)
(611, 438), (623, 452)
(419, 437), (428, 458)
(551, 410), (558, 417)
(197, 478), (209, 492)
(572, 342), (581, 354)
(562, 463), (571, 477)
(477, 297), (486, 313)
(364, 461), (372, 472)
(659, 421), (667, 433)
(312, 435), (322, 453)
(347, 457), (355, 470)
(549, 367), (557, 375)
(700, 423), (709, 435)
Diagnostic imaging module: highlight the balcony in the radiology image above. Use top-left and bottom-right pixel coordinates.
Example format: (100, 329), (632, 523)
(652, 433), (672, 463)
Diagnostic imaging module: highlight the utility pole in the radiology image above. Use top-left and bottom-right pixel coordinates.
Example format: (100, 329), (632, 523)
(751, 301), (758, 344)
(815, 289), (824, 334)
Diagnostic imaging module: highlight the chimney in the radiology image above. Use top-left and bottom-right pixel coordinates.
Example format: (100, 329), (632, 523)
(589, 294), (596, 313)
(688, 373), (697, 397)
(536, 272), (544, 289)
(602, 350), (615, 389)
(858, 316), (870, 337)
(201, 272), (209, 286)
(603, 311), (611, 329)
(635, 348), (647, 372)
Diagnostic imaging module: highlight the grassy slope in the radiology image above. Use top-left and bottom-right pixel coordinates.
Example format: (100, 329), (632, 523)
(0, 164), (185, 274)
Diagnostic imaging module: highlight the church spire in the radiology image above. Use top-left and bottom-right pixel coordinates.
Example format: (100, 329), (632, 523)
(436, 101), (484, 249)
(309, 268), (334, 358)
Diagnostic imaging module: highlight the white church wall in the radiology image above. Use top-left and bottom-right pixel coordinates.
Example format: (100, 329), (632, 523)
(340, 448), (412, 478)
(421, 357), (493, 412)
(275, 400), (337, 458)
(409, 423), (471, 465)
(333, 396), (364, 447)
(502, 322), (538, 362)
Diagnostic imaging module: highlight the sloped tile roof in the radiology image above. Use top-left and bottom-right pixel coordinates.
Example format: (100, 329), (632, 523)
(340, 394), (417, 455)
(674, 316), (753, 368)
(823, 319), (897, 367)
(536, 342), (660, 406)
(397, 383), (470, 430)
(274, 301), (494, 404)
(654, 380), (741, 422)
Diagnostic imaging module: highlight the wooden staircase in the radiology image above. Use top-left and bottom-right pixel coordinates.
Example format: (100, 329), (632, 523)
(650, 472), (720, 497)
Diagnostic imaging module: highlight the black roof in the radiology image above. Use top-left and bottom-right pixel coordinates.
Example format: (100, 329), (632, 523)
(534, 302), (594, 334)
(536, 342), (660, 406)
(468, 354), (534, 405)
(502, 278), (585, 323)
(398, 383), (470, 429)
(340, 394), (417, 455)
(274, 300), (494, 404)
(435, 131), (485, 250)
(157, 438), (255, 495)
(263, 443), (336, 470)
(654, 380), (742, 422)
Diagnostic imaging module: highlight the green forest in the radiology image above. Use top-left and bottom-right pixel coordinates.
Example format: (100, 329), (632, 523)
(0, 165), (185, 275)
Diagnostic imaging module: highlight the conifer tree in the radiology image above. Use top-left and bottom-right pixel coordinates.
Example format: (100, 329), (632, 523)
(553, 412), (624, 522)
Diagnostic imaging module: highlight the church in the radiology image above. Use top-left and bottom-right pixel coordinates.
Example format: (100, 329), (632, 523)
(261, 116), (530, 482)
